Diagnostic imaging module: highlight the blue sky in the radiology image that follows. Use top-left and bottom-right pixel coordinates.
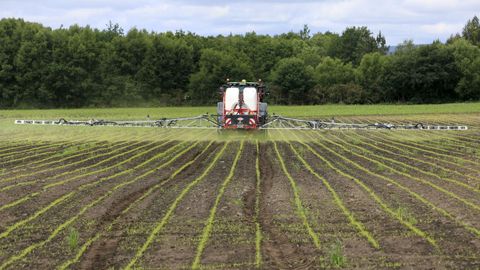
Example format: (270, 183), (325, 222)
(0, 0), (478, 45)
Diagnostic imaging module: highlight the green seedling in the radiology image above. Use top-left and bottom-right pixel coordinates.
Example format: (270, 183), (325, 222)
(66, 227), (80, 252)
(329, 240), (346, 268)
(396, 206), (417, 225)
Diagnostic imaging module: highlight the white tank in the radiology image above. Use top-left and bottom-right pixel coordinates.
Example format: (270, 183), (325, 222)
(225, 87), (239, 111)
(243, 87), (257, 111)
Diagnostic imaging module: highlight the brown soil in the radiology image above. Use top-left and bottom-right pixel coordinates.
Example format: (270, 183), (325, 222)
(0, 129), (479, 270)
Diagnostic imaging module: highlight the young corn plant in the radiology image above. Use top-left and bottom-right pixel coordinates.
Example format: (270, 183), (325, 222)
(66, 227), (80, 252)
(329, 240), (346, 268)
(396, 206), (418, 225)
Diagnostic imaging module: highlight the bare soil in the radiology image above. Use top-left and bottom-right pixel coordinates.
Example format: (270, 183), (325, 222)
(0, 124), (479, 269)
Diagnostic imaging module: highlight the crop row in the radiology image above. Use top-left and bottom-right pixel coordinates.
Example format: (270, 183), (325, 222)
(0, 130), (132, 173)
(291, 131), (438, 247)
(58, 141), (216, 269)
(0, 136), (159, 189)
(284, 140), (380, 249)
(4, 141), (122, 175)
(350, 132), (480, 178)
(191, 141), (245, 269)
(254, 141), (263, 268)
(317, 132), (480, 211)
(124, 142), (230, 269)
(0, 140), (181, 240)
(305, 131), (480, 238)
(0, 129), (120, 161)
(0, 130), (162, 184)
(365, 132), (480, 170)
(0, 140), (149, 194)
(0, 140), (202, 269)
(272, 141), (322, 250)
(342, 132), (480, 188)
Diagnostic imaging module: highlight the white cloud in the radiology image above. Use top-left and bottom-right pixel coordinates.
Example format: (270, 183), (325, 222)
(421, 22), (463, 35)
(0, 0), (478, 45)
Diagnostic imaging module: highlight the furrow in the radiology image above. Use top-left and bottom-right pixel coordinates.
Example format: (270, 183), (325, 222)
(191, 141), (245, 269)
(344, 132), (480, 186)
(320, 132), (480, 210)
(303, 131), (480, 238)
(124, 142), (230, 270)
(286, 140), (380, 249)
(0, 142), (202, 269)
(272, 141), (321, 250)
(57, 141), (215, 270)
(368, 132), (479, 167)
(291, 132), (438, 248)
(254, 140), (263, 268)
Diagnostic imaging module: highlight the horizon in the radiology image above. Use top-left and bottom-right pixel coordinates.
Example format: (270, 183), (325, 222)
(0, 0), (478, 46)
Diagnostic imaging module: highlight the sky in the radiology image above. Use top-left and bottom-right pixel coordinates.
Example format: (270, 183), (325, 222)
(0, 0), (478, 45)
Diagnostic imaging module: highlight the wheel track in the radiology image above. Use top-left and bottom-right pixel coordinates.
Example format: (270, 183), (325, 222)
(191, 141), (245, 269)
(257, 142), (315, 270)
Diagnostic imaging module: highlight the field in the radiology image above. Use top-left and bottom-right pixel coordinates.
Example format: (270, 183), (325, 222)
(0, 104), (479, 269)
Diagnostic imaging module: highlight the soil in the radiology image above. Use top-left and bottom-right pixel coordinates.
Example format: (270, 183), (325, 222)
(0, 121), (479, 269)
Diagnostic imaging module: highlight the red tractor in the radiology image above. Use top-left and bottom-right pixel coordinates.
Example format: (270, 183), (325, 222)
(217, 80), (268, 129)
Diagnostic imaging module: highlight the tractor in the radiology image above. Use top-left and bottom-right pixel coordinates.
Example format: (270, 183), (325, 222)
(216, 80), (267, 129)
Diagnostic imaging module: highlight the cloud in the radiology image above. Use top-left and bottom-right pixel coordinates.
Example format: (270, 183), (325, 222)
(421, 22), (463, 35)
(0, 0), (478, 45)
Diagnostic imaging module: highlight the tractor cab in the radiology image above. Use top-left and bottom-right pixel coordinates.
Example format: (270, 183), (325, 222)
(217, 80), (267, 129)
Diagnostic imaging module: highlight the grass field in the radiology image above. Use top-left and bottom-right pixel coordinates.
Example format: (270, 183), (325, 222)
(0, 104), (479, 269)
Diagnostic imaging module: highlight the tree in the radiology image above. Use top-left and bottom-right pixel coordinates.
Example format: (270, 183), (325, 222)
(314, 57), (355, 86)
(310, 32), (340, 57)
(188, 49), (253, 105)
(14, 26), (53, 107)
(311, 57), (361, 103)
(336, 26), (386, 65)
(136, 36), (193, 104)
(269, 57), (314, 104)
(450, 39), (480, 100)
(0, 17), (478, 108)
(462, 15), (480, 46)
(0, 18), (25, 107)
(356, 52), (390, 103)
(299, 24), (311, 40)
(383, 41), (459, 103)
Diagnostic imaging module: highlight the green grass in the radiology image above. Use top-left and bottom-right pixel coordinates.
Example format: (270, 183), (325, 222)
(0, 103), (478, 142)
(1, 102), (479, 120)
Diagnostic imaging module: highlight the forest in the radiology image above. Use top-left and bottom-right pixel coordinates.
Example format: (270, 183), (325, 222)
(0, 16), (479, 108)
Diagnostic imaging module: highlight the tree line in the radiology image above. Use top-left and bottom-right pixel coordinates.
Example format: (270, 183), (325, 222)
(0, 16), (479, 108)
